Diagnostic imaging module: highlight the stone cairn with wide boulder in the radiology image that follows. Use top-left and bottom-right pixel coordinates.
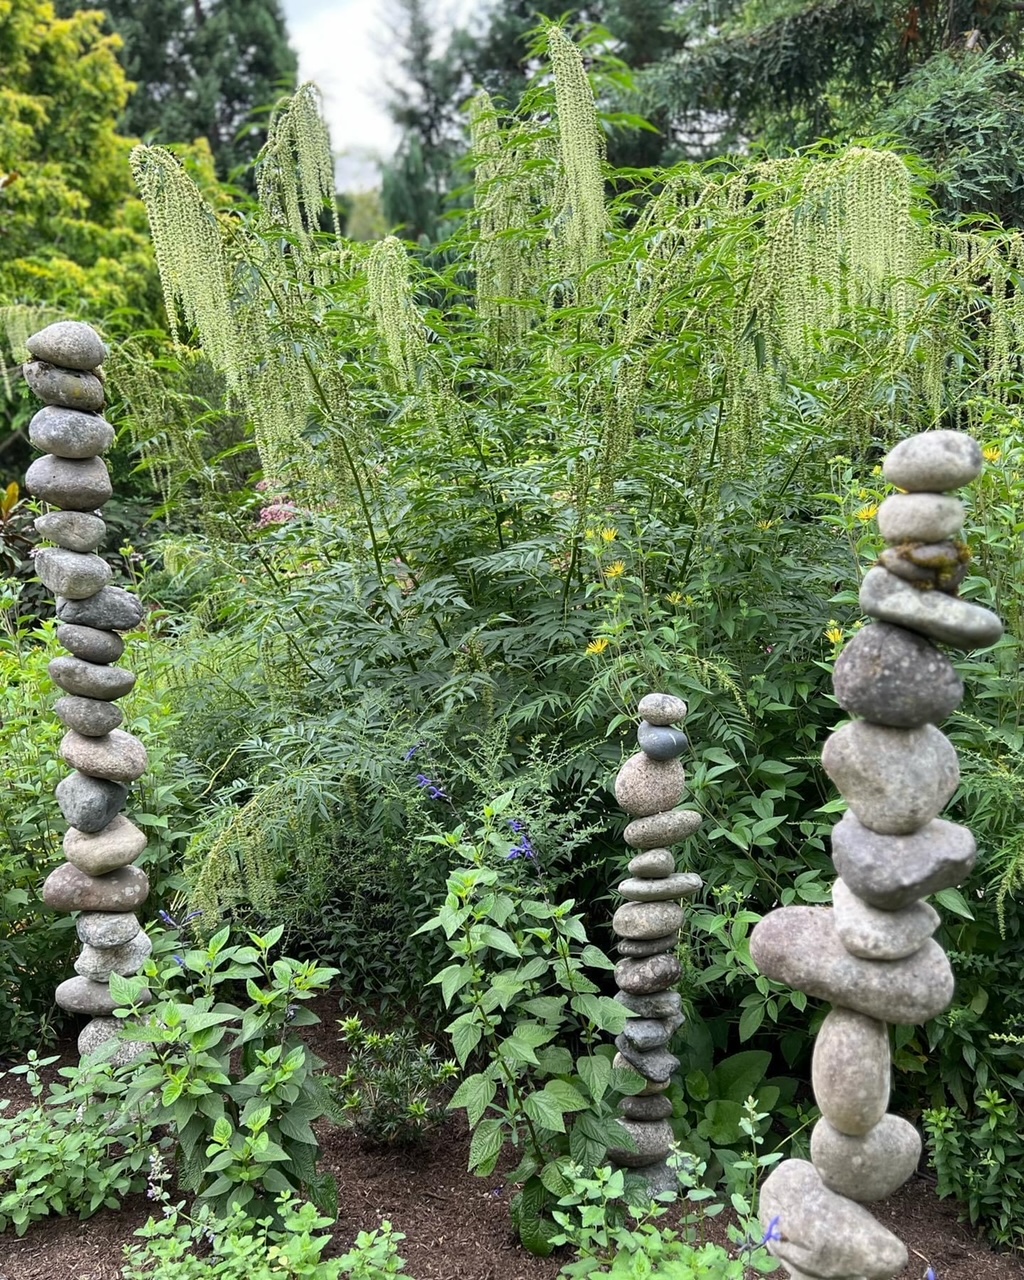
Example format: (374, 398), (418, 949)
(607, 692), (703, 1192)
(751, 430), (1003, 1279)
(24, 321), (151, 1060)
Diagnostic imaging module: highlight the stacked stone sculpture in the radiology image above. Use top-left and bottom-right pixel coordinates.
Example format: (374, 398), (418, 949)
(751, 430), (1003, 1279)
(24, 321), (152, 1060)
(607, 692), (703, 1192)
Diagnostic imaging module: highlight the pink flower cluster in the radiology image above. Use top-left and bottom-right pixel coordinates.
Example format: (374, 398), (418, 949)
(257, 499), (297, 528)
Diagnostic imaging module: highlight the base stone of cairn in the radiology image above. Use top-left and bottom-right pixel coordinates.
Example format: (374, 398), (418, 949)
(25, 321), (151, 1062)
(606, 692), (703, 1190)
(749, 430), (1001, 1278)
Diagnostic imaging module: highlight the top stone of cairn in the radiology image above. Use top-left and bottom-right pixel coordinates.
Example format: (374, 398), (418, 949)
(637, 693), (687, 726)
(26, 321), (107, 372)
(882, 430), (983, 494)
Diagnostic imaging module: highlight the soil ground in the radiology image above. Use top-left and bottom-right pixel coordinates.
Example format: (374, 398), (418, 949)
(2, 997), (1022, 1280)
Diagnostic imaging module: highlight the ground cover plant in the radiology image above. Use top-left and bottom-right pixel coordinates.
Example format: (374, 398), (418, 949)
(2, 21), (1024, 1273)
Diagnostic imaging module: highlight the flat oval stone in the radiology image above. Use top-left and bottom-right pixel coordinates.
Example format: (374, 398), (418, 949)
(620, 1018), (671, 1051)
(24, 361), (104, 411)
(65, 814), (147, 876)
(61, 729), (148, 783)
(627, 849), (675, 878)
(878, 541), (968, 594)
(637, 721), (689, 761)
(612, 900), (683, 940)
(56, 586), (144, 632)
(54, 695), (123, 736)
(614, 753), (686, 818)
(50, 656), (135, 701)
(608, 1117), (674, 1167)
(612, 1053), (670, 1094)
(883, 430), (983, 492)
(822, 721), (959, 835)
(77, 911), (141, 947)
(43, 863), (148, 913)
(25, 454), (111, 510)
(26, 321), (107, 371)
(615, 952), (681, 995)
(811, 1114), (922, 1202)
(77, 1017), (148, 1067)
(56, 624), (124, 664)
(618, 873), (702, 902)
(759, 1159), (907, 1280)
(75, 930), (153, 981)
(832, 812), (976, 910)
(56, 975), (148, 1015)
(621, 1093), (673, 1120)
(750, 906), (954, 1024)
(624, 809), (702, 849)
(812, 1008), (890, 1135)
(877, 493), (964, 544)
(832, 877), (939, 960)
(614, 1037), (679, 1083)
(617, 933), (678, 957)
(616, 989), (682, 1019)
(35, 510), (106, 552)
(29, 406), (114, 458)
(55, 772), (127, 833)
(860, 566), (1003, 651)
(833, 623), (963, 728)
(34, 547), (112, 599)
(637, 693), (687, 725)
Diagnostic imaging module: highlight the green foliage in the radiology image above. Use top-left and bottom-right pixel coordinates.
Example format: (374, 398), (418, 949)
(115, 922), (339, 1219)
(0, 1050), (155, 1235)
(335, 1223), (410, 1280)
(332, 1015), (458, 1145)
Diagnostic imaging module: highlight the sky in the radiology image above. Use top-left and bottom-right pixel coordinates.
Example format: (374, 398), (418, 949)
(280, 0), (479, 190)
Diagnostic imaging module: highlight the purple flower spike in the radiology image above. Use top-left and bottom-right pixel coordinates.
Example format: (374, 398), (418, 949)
(158, 909), (178, 929)
(404, 744), (424, 761)
(761, 1216), (782, 1245)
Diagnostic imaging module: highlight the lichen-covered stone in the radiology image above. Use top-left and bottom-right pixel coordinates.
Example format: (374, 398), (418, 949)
(60, 728), (148, 783)
(43, 862), (148, 912)
(882, 430), (983, 493)
(28, 405), (114, 457)
(811, 1008), (890, 1136)
(614, 1037), (679, 1082)
(64, 813), (147, 876)
(76, 911), (141, 947)
(607, 1117), (674, 1168)
(75, 930), (153, 980)
(26, 321), (107, 371)
(77, 1017), (148, 1067)
(23, 361), (104, 411)
(612, 900), (684, 940)
(620, 1018), (671, 1051)
(621, 1093), (673, 1120)
(833, 623), (963, 728)
(832, 812), (976, 910)
(35, 510), (106, 553)
(623, 809), (702, 849)
(614, 952), (681, 995)
(614, 752), (686, 818)
(25, 453), (111, 510)
(860, 566), (1003, 651)
(34, 547), (112, 599)
(637, 693), (687, 725)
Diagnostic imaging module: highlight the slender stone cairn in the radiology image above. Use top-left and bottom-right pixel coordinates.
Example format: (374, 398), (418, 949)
(607, 692), (704, 1192)
(24, 321), (152, 1060)
(750, 431), (1003, 1279)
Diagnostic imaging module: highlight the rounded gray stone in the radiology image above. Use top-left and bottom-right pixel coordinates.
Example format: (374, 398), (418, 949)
(621, 1093), (673, 1120)
(56, 975), (148, 1015)
(75, 930), (153, 980)
(811, 1114), (922, 1202)
(612, 900), (683, 941)
(627, 849), (675, 878)
(616, 989), (682, 1019)
(617, 933), (678, 957)
(29, 405), (114, 457)
(812, 1007), (890, 1136)
(49, 656), (135, 701)
(750, 906), (954, 1025)
(61, 729), (148, 783)
(56, 586), (144, 632)
(35, 510), (106, 553)
(833, 623), (963, 728)
(615, 753), (686, 818)
(23, 361), (104, 411)
(608, 1117), (674, 1168)
(877, 493), (964, 544)
(832, 877), (939, 961)
(35, 547), (112, 599)
(615, 952), (681, 995)
(64, 814), (147, 876)
(860, 566), (1003, 651)
(54, 695), (124, 737)
(55, 771), (128, 833)
(618, 873), (702, 902)
(620, 1018), (671, 1051)
(883, 430), (983, 493)
(624, 809), (702, 849)
(43, 862), (149, 913)
(831, 812), (977, 910)
(77, 911), (141, 947)
(878, 542), (968, 594)
(77, 1017), (148, 1067)
(637, 721), (689, 761)
(821, 721), (959, 835)
(759, 1159), (908, 1280)
(56, 624), (124, 664)
(26, 321), (107, 371)
(614, 1037), (679, 1083)
(25, 454), (112, 510)
(613, 1052), (671, 1095)
(637, 693), (687, 725)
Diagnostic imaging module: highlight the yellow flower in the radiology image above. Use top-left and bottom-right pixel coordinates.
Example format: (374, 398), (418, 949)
(825, 622), (844, 646)
(586, 637), (610, 656)
(983, 446), (1002, 463)
(601, 527), (617, 543)
(585, 528), (597, 540)
(854, 503), (879, 523)
(755, 519), (777, 530)
(666, 591), (685, 605)
(605, 561), (626, 579)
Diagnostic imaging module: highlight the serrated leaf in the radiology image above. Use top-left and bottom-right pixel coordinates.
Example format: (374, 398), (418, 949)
(543, 1079), (588, 1112)
(449, 1073), (497, 1128)
(448, 1013), (483, 1067)
(430, 962), (474, 1007)
(572, 993), (629, 1035)
(577, 1054), (611, 1104)
(468, 1118), (504, 1175)
(523, 1088), (566, 1133)
(478, 925), (521, 957)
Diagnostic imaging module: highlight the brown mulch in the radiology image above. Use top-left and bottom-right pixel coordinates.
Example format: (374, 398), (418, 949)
(1, 1000), (1022, 1280)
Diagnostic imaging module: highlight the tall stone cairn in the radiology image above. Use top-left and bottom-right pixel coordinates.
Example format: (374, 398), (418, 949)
(24, 322), (152, 1060)
(606, 692), (704, 1193)
(750, 430), (1003, 1280)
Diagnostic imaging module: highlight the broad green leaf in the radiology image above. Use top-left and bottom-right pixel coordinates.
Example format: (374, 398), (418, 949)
(523, 1088), (566, 1132)
(543, 1079), (588, 1112)
(576, 1054), (611, 1104)
(572, 993), (629, 1035)
(449, 1072), (497, 1128)
(710, 1050), (771, 1104)
(468, 1118), (504, 1175)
